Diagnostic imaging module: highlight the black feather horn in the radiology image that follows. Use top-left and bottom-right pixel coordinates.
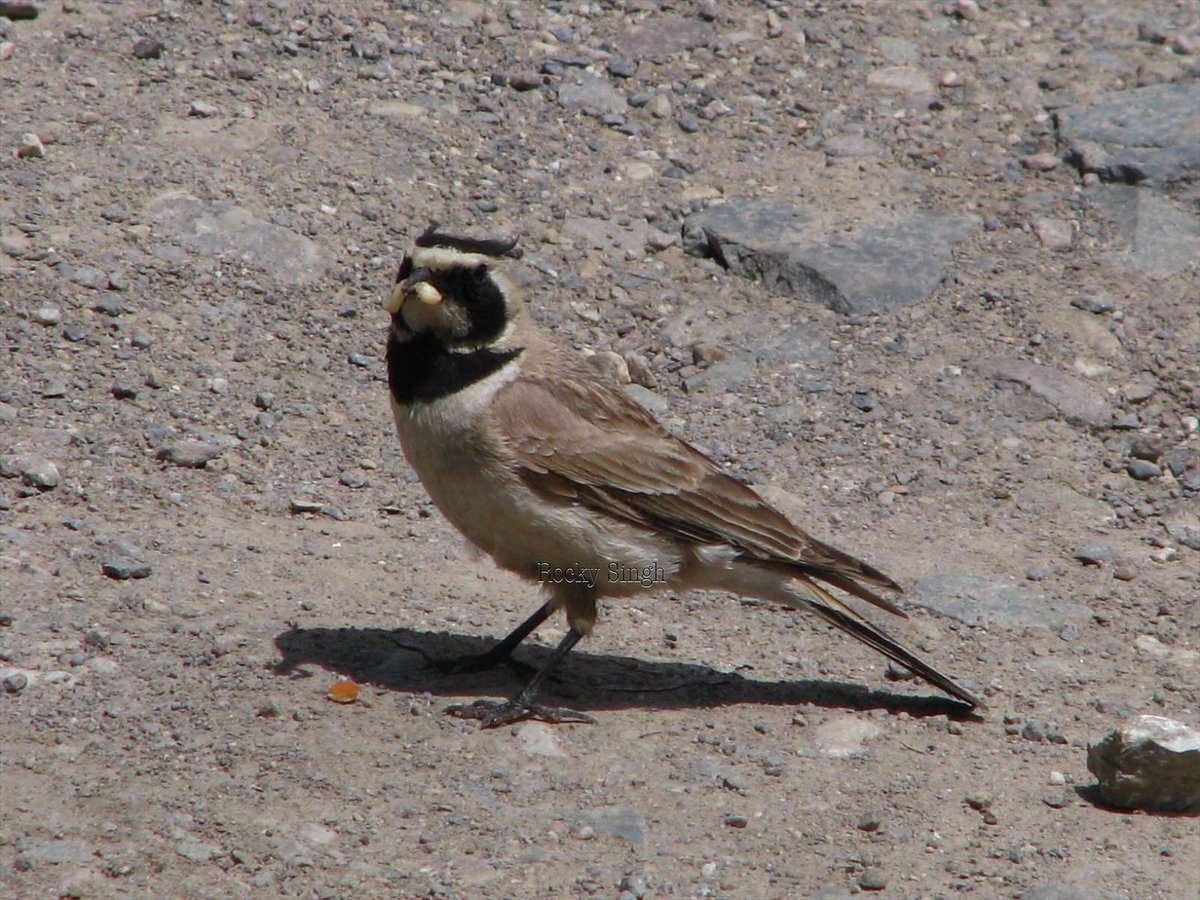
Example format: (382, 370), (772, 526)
(415, 223), (520, 258)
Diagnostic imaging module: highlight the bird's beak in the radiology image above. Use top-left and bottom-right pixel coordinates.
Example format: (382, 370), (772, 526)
(382, 267), (441, 314)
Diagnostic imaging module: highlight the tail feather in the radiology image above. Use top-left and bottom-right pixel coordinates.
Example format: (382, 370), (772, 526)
(795, 574), (984, 708)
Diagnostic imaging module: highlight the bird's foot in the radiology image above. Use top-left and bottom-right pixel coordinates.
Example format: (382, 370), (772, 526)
(444, 698), (595, 728)
(426, 650), (537, 679)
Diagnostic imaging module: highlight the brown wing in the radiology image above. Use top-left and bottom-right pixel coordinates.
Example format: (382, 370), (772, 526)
(489, 371), (904, 614)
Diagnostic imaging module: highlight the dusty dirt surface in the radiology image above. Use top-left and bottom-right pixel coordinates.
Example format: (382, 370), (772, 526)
(2, 1), (1198, 898)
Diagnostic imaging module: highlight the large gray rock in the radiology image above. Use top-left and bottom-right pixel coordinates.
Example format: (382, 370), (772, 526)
(142, 191), (326, 285)
(1057, 82), (1200, 184)
(1087, 715), (1200, 813)
(556, 73), (628, 117)
(977, 358), (1113, 428)
(683, 201), (978, 315)
(912, 575), (1091, 628)
(1087, 184), (1200, 276)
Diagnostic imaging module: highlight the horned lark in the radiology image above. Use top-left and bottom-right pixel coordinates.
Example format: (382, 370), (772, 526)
(383, 226), (982, 726)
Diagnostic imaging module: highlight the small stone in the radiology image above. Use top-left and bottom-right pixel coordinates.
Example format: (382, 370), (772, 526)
(3, 671), (29, 693)
(132, 37), (164, 59)
(42, 379), (68, 398)
(508, 71), (542, 91)
(156, 441), (223, 468)
(16, 132), (44, 159)
(1020, 152), (1060, 171)
(1075, 544), (1113, 565)
(1034, 217), (1073, 251)
(618, 874), (647, 899)
(19, 457), (60, 490)
(965, 793), (992, 811)
(1127, 459), (1161, 481)
(33, 306), (62, 326)
(723, 814), (748, 828)
(255, 392), (276, 410)
(856, 811), (882, 832)
(1048, 771), (1066, 785)
(1070, 294), (1113, 314)
(189, 100), (219, 117)
(102, 558), (153, 580)
(648, 94), (672, 118)
(859, 869), (887, 891)
(607, 57), (636, 78)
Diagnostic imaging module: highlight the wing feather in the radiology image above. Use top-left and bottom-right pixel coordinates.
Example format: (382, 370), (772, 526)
(491, 372), (902, 614)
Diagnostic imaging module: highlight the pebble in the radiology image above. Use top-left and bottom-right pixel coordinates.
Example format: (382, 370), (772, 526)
(856, 811), (882, 832)
(1074, 544), (1113, 565)
(1034, 217), (1073, 251)
(508, 72), (542, 92)
(132, 37), (164, 59)
(189, 100), (219, 117)
(1126, 459), (1161, 481)
(19, 457), (60, 490)
(607, 57), (636, 78)
(16, 132), (44, 158)
(1070, 294), (1113, 314)
(33, 306), (62, 325)
(156, 441), (223, 468)
(3, 670), (29, 693)
(1020, 152), (1060, 171)
(723, 814), (748, 828)
(102, 557), (153, 580)
(859, 869), (888, 891)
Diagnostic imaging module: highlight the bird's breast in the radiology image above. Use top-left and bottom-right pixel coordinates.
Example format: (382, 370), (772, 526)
(392, 393), (684, 593)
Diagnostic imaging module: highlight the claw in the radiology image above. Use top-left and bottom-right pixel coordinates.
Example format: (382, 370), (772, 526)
(445, 699), (595, 728)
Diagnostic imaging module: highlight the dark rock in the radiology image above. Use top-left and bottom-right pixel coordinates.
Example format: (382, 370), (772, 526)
(1058, 83), (1200, 184)
(977, 358), (1113, 428)
(684, 201), (978, 315)
(102, 557), (153, 580)
(1087, 715), (1200, 812)
(606, 57), (636, 78)
(132, 37), (164, 59)
(912, 575), (1090, 628)
(1127, 459), (1161, 481)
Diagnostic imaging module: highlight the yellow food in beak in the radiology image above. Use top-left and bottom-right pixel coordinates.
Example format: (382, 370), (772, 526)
(383, 284), (404, 314)
(414, 281), (443, 306)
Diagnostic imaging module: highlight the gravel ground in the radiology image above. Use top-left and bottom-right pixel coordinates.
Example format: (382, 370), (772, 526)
(2, 1), (1198, 898)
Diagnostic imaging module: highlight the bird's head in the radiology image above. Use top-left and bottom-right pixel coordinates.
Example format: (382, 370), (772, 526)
(384, 226), (523, 353)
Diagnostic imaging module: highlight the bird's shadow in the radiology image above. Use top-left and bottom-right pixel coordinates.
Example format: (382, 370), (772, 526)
(272, 624), (979, 720)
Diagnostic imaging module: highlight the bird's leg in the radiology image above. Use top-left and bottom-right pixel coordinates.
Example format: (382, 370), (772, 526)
(445, 627), (595, 727)
(427, 600), (553, 677)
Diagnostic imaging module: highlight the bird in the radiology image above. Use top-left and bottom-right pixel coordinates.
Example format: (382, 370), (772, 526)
(382, 224), (983, 727)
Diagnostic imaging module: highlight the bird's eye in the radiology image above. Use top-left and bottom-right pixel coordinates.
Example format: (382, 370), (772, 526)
(472, 264), (489, 282)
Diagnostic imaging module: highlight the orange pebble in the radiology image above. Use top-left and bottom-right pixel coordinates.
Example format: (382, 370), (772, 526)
(327, 679), (360, 703)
